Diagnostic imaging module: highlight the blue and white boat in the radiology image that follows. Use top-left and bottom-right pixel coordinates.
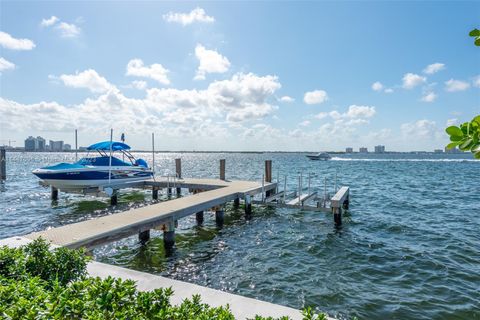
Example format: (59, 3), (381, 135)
(32, 141), (153, 190)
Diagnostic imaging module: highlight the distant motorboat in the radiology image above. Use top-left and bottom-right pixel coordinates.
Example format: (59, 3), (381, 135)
(306, 152), (331, 160)
(32, 141), (153, 190)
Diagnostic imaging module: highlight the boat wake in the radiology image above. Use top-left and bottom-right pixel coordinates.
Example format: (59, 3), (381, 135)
(330, 157), (477, 162)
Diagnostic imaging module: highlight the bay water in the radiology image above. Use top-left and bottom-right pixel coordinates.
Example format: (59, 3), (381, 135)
(0, 152), (478, 319)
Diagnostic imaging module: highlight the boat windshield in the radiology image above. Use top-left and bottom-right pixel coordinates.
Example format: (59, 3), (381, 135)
(77, 156), (132, 167)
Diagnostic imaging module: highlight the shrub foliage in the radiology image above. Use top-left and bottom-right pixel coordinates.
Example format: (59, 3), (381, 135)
(0, 239), (327, 320)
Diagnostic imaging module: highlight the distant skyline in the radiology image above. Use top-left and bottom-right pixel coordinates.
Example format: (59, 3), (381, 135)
(1, 1), (479, 151)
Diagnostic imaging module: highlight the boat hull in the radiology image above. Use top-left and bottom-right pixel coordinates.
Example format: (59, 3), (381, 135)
(33, 166), (153, 190)
(306, 155), (330, 160)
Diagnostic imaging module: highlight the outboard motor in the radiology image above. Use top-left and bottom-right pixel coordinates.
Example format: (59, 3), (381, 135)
(135, 158), (149, 168)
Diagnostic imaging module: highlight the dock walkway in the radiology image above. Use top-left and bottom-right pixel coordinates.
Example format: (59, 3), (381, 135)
(26, 178), (276, 249)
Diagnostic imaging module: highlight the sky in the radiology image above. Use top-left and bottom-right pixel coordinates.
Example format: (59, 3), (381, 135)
(1, 1), (479, 151)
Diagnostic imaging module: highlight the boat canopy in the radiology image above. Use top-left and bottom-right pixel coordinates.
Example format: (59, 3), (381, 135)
(87, 141), (131, 151)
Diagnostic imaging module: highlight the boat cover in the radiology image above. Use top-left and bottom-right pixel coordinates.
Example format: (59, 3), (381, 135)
(87, 141), (131, 151)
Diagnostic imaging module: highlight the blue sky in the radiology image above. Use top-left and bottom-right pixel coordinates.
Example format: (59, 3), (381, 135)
(1, 1), (479, 151)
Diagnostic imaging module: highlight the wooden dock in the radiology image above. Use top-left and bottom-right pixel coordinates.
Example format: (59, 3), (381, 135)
(28, 157), (351, 251)
(27, 178), (276, 249)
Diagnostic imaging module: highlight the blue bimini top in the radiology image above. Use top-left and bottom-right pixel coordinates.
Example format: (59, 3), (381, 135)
(87, 141), (131, 151)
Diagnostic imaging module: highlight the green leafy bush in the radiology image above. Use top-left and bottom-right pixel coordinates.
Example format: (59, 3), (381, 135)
(445, 116), (480, 158)
(0, 239), (328, 320)
(0, 238), (88, 285)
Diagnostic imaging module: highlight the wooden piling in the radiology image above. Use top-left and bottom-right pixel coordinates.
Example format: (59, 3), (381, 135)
(175, 158), (182, 195)
(215, 209), (224, 227)
(331, 187), (349, 227)
(139, 229), (150, 243)
(333, 207), (342, 226)
(152, 187), (159, 200)
(0, 148), (5, 180)
(51, 187), (59, 201)
(245, 194), (252, 217)
(110, 194), (118, 206)
(163, 220), (175, 251)
(265, 160), (272, 197)
(220, 159), (226, 180)
(196, 211), (204, 225)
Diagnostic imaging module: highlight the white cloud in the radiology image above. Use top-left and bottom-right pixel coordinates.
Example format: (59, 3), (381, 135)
(446, 118), (458, 126)
(445, 79), (470, 92)
(0, 31), (35, 50)
(384, 88), (394, 93)
(1, 72), (281, 143)
(59, 69), (116, 93)
(474, 76), (480, 88)
(126, 59), (170, 85)
(56, 22), (81, 38)
(163, 7), (214, 26)
(40, 16), (59, 27)
(0, 57), (15, 72)
(315, 105), (375, 122)
(421, 91), (437, 103)
(314, 112), (328, 120)
(194, 44), (230, 80)
(299, 120), (310, 127)
(40, 17), (81, 38)
(279, 96), (294, 103)
(130, 80), (147, 90)
(372, 81), (383, 91)
(402, 73), (426, 89)
(367, 128), (392, 141)
(345, 105), (376, 118)
(423, 63), (445, 75)
(304, 90), (328, 104)
(401, 119), (437, 138)
(147, 72), (280, 123)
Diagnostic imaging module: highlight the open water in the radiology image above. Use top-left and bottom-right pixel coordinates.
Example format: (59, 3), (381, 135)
(0, 152), (479, 319)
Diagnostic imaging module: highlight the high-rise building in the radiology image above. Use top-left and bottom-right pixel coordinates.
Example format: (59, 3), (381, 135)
(49, 140), (64, 152)
(36, 136), (46, 151)
(345, 147), (353, 153)
(25, 136), (36, 151)
(359, 147), (368, 153)
(64, 144), (71, 151)
(374, 145), (385, 153)
(434, 149), (443, 153)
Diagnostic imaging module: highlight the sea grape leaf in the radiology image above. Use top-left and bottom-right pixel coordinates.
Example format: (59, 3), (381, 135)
(469, 28), (480, 37)
(445, 126), (463, 137)
(460, 138), (473, 150)
(449, 135), (463, 142)
(446, 142), (460, 149)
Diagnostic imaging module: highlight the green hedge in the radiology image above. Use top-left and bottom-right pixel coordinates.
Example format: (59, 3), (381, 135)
(0, 239), (327, 320)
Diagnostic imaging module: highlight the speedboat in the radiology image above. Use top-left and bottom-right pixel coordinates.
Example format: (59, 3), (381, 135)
(306, 152), (331, 160)
(32, 141), (153, 190)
